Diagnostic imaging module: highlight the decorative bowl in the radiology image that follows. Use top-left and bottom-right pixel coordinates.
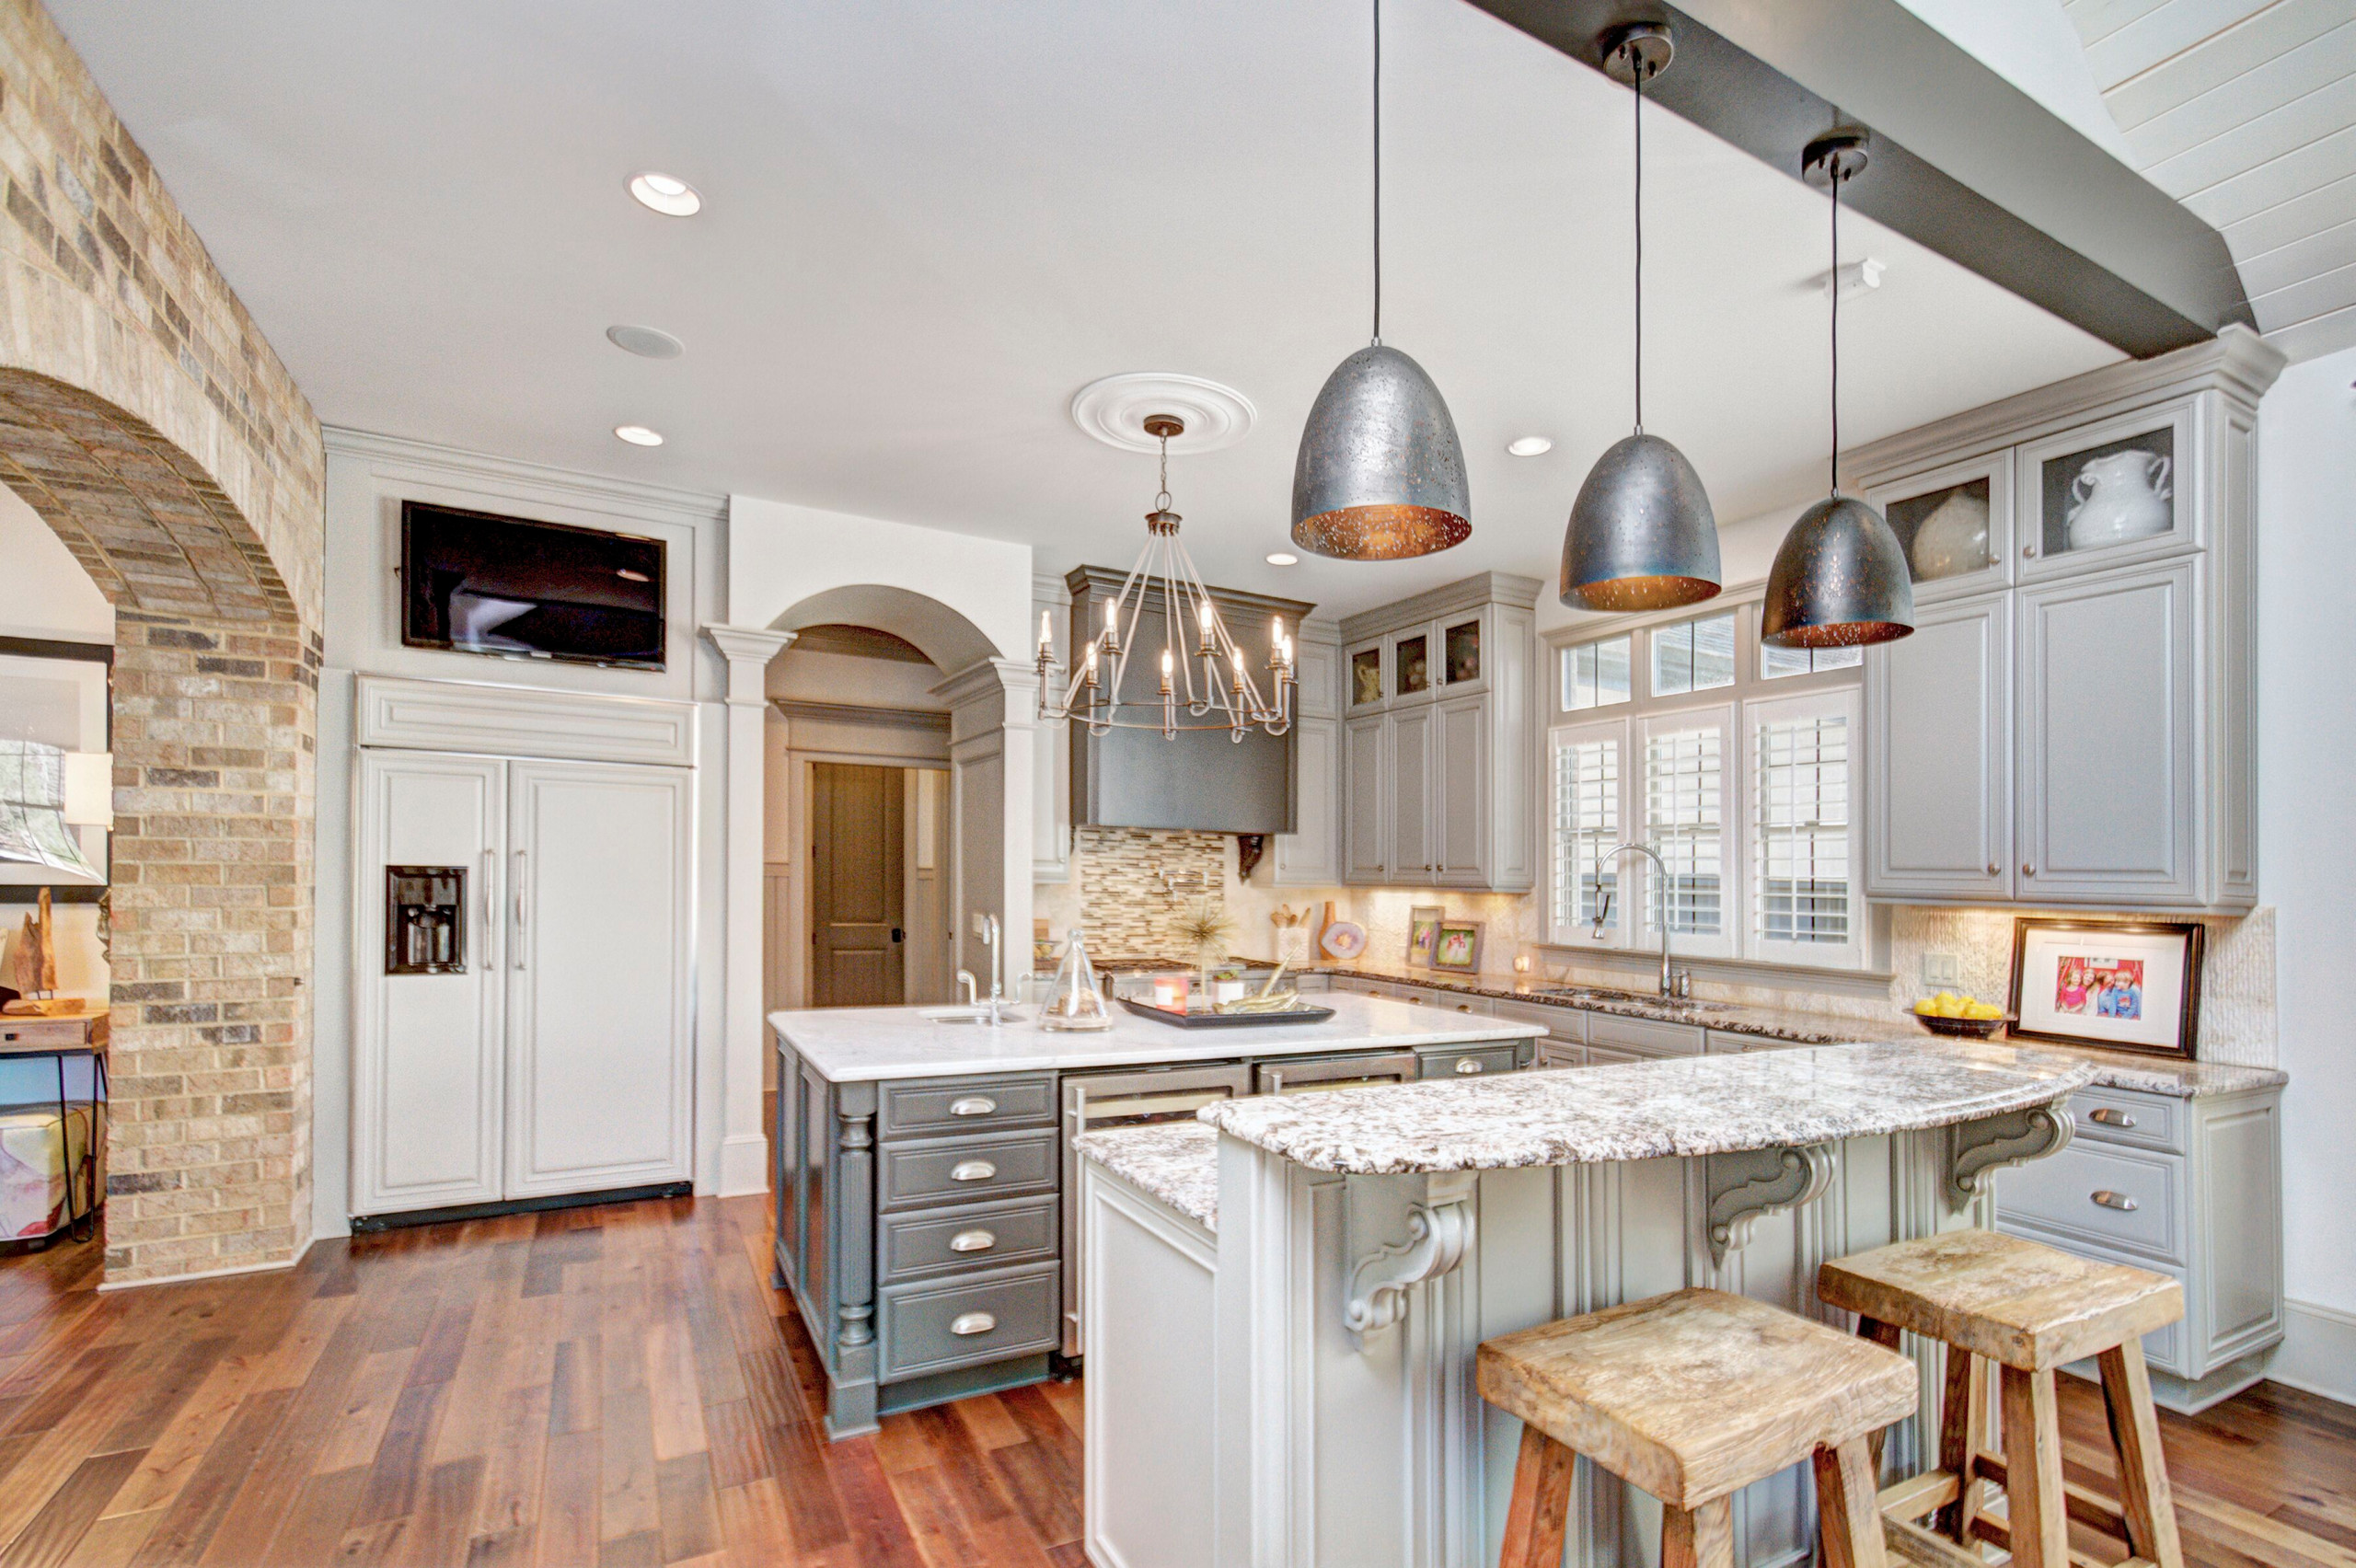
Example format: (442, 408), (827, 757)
(1911, 1010), (2013, 1040)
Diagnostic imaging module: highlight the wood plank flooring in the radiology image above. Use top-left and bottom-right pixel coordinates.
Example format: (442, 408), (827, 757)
(0, 1193), (2348, 1566)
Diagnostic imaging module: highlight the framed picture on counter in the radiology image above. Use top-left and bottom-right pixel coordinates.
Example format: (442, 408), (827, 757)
(2006, 917), (2203, 1058)
(1406, 905), (1444, 967)
(1431, 919), (1484, 974)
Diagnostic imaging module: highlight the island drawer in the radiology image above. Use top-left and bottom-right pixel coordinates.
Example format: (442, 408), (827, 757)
(880, 1193), (1058, 1283)
(2066, 1087), (2182, 1154)
(1417, 1043), (1520, 1079)
(1586, 1013), (1703, 1056)
(1998, 1140), (2185, 1263)
(880, 1074), (1058, 1140)
(880, 1128), (1058, 1212)
(878, 1261), (1060, 1381)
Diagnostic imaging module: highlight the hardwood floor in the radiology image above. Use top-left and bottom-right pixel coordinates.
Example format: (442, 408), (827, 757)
(0, 1193), (2348, 1567)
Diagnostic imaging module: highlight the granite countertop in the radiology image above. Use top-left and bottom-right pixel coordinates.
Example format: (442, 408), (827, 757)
(1196, 1038), (2097, 1175)
(1073, 1121), (1219, 1231)
(768, 993), (1544, 1084)
(1265, 957), (2285, 1100)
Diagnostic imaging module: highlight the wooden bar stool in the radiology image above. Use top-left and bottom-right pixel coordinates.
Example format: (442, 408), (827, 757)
(1478, 1287), (1918, 1568)
(1819, 1229), (2186, 1568)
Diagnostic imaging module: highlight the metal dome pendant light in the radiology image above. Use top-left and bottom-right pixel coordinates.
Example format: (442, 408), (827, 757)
(1290, 0), (1470, 561)
(1761, 131), (1915, 649)
(1561, 23), (1722, 614)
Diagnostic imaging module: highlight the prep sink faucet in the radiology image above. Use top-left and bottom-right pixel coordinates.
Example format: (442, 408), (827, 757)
(1603, 842), (1685, 1001)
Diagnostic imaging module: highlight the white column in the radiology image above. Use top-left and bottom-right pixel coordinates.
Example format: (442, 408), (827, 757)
(705, 624), (797, 1196)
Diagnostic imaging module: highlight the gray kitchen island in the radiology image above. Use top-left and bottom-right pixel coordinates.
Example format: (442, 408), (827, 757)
(769, 995), (1547, 1436)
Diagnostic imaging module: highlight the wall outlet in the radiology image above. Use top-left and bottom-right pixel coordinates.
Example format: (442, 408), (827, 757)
(1922, 951), (1963, 988)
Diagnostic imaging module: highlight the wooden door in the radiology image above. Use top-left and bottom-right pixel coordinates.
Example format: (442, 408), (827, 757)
(812, 762), (906, 1006)
(2017, 558), (2199, 904)
(1865, 591), (2012, 902)
(354, 750), (505, 1216)
(1390, 707), (1435, 884)
(504, 759), (694, 1198)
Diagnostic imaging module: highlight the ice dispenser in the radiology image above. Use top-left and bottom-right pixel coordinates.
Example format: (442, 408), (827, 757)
(386, 866), (467, 974)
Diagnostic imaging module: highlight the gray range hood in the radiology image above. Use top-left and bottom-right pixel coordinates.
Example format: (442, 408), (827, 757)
(1063, 567), (1315, 836)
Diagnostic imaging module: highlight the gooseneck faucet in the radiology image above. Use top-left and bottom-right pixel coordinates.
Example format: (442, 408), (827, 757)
(1603, 842), (1679, 1000)
(972, 913), (1008, 1023)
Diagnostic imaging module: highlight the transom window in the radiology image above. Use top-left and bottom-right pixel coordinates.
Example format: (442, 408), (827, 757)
(1560, 635), (1631, 711)
(1651, 612), (1737, 697)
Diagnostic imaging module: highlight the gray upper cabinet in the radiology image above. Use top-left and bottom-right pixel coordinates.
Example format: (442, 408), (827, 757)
(1338, 573), (1540, 892)
(1866, 593), (2011, 902)
(1853, 329), (2281, 912)
(1271, 621), (1344, 887)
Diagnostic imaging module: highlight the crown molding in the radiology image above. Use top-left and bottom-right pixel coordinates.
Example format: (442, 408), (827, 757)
(771, 698), (951, 733)
(325, 426), (728, 529)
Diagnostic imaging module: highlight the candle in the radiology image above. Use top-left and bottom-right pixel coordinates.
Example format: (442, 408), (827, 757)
(1038, 609), (1052, 652)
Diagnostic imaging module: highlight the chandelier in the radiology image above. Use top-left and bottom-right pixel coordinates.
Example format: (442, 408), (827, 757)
(1037, 414), (1295, 742)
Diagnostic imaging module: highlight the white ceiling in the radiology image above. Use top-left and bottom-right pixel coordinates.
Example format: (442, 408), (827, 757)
(52, 0), (2124, 620)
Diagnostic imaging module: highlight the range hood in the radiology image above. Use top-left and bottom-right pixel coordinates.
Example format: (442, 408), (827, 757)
(1063, 567), (1315, 836)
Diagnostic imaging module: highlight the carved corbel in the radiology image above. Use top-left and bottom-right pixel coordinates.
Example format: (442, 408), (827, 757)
(1345, 1172), (1476, 1337)
(1704, 1143), (1836, 1266)
(1946, 1103), (2073, 1212)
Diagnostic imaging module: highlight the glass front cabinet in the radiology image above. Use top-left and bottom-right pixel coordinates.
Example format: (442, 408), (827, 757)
(1850, 329), (2278, 910)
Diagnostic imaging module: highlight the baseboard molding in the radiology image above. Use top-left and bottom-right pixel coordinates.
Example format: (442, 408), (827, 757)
(97, 1233), (312, 1293)
(719, 1132), (770, 1197)
(2267, 1298), (2356, 1406)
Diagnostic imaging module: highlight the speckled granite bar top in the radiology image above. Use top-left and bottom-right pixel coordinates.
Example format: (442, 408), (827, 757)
(1269, 958), (2284, 1100)
(1074, 1121), (1219, 1231)
(1196, 1039), (2098, 1175)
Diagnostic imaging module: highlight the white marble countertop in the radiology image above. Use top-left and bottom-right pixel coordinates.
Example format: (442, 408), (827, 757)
(1197, 1038), (2098, 1175)
(1074, 1121), (1220, 1232)
(769, 994), (1545, 1083)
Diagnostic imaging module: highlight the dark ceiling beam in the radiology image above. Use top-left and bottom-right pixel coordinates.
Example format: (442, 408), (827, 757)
(1460, 0), (2252, 358)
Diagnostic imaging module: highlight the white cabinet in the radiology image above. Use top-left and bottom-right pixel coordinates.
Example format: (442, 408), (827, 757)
(1271, 715), (1341, 886)
(1854, 329), (2280, 911)
(354, 747), (694, 1219)
(1339, 573), (1539, 891)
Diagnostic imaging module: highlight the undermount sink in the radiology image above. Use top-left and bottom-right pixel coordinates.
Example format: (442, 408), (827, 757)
(919, 1005), (1025, 1025)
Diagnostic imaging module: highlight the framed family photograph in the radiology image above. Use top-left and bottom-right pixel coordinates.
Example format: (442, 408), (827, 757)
(2005, 918), (2203, 1058)
(1405, 905), (1445, 967)
(1431, 919), (1484, 974)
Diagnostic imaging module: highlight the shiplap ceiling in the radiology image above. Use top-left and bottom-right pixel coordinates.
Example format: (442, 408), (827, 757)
(2066, 0), (2356, 359)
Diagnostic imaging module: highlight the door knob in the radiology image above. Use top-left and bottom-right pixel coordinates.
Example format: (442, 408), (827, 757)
(2022, 863), (2036, 876)
(2023, 543), (2038, 559)
(1986, 863), (2000, 876)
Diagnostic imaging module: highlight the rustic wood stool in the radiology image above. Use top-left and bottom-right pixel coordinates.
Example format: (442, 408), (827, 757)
(1477, 1287), (1918, 1568)
(1819, 1228), (2186, 1568)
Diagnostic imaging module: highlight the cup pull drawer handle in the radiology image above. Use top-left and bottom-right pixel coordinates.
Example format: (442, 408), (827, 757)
(949, 1312), (997, 1336)
(2088, 1108), (2137, 1129)
(950, 1160), (997, 1182)
(2091, 1190), (2139, 1212)
(949, 1097), (998, 1117)
(948, 1229), (997, 1252)
(1454, 1058), (1484, 1075)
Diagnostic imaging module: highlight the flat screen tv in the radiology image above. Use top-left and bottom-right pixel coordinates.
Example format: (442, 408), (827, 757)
(401, 502), (665, 670)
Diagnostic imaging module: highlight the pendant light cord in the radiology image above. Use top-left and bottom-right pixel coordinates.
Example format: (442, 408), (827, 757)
(1371, 0), (1382, 346)
(1633, 53), (1645, 435)
(1829, 160), (1842, 497)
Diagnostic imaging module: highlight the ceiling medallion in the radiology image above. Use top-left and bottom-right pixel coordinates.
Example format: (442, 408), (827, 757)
(1761, 131), (1915, 650)
(1289, 0), (1469, 562)
(1038, 414), (1296, 741)
(1069, 373), (1256, 454)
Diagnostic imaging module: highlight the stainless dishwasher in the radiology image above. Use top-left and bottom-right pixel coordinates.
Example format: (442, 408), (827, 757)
(1060, 1060), (1251, 1358)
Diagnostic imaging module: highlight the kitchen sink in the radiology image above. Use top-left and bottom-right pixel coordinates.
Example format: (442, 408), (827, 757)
(1533, 986), (1711, 1013)
(918, 1005), (1026, 1025)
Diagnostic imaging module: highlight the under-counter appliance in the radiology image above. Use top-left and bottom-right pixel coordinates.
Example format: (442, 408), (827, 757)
(1059, 1061), (1250, 1356)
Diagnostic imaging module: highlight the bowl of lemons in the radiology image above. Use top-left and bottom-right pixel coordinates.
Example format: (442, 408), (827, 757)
(1911, 991), (2013, 1039)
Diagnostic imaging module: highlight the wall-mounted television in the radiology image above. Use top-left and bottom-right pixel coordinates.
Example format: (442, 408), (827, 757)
(400, 502), (665, 670)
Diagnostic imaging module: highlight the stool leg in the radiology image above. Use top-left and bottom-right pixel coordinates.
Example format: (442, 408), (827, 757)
(1812, 1436), (1888, 1568)
(1999, 1366), (2070, 1568)
(1934, 1346), (1986, 1544)
(1498, 1423), (1576, 1568)
(1662, 1496), (1735, 1568)
(1855, 1317), (1901, 1475)
(2097, 1339), (2185, 1568)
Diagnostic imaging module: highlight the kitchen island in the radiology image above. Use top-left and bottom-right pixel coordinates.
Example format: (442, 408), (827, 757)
(769, 994), (1547, 1435)
(1075, 1039), (2100, 1568)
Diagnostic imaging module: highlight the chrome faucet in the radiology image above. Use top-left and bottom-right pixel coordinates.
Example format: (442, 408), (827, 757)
(956, 969), (978, 1009)
(971, 913), (1010, 1023)
(1603, 842), (1680, 1000)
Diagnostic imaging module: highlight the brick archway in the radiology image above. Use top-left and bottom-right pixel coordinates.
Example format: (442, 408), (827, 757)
(0, 0), (325, 1283)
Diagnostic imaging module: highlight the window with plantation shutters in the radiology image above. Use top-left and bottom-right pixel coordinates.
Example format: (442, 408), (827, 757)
(1640, 709), (1735, 959)
(1748, 689), (1862, 965)
(1552, 721), (1622, 934)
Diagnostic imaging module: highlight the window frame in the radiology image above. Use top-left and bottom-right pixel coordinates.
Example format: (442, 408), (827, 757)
(1745, 685), (1865, 971)
(1548, 715), (1631, 951)
(1544, 592), (1869, 971)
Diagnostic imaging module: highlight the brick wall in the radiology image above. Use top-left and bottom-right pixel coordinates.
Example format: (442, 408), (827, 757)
(0, 0), (324, 1283)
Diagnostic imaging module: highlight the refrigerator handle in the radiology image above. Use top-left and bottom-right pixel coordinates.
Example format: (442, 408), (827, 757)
(513, 849), (528, 970)
(480, 848), (497, 968)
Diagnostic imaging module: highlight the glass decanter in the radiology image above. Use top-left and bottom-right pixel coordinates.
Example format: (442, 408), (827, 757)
(1038, 926), (1113, 1032)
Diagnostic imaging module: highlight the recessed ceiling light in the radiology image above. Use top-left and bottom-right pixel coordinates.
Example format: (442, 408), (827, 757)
(628, 171), (701, 217)
(606, 324), (685, 359)
(1507, 436), (1553, 457)
(613, 425), (664, 446)
(1265, 552), (1299, 567)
